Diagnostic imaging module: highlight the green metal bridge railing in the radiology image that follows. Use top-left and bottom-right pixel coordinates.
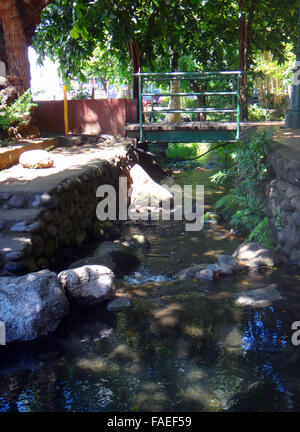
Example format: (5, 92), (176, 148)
(133, 71), (242, 143)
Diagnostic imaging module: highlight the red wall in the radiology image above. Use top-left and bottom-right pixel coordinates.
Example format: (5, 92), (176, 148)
(35, 99), (138, 136)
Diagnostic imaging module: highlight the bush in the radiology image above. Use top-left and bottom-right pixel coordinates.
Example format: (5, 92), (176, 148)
(248, 104), (271, 121)
(266, 94), (289, 120)
(71, 89), (90, 100)
(210, 130), (274, 247)
(165, 142), (199, 160)
(248, 95), (289, 122)
(159, 96), (170, 107)
(0, 90), (37, 131)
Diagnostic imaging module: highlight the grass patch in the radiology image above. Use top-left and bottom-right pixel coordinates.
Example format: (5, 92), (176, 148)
(165, 142), (210, 160)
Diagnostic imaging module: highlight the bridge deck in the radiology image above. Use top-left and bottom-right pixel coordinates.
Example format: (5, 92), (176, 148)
(126, 121), (238, 143)
(125, 121), (237, 132)
(125, 121), (284, 143)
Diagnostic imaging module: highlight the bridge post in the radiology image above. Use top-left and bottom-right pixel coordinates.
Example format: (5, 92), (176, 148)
(285, 0), (300, 129)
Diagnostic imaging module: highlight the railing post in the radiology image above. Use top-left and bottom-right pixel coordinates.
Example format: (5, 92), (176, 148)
(236, 73), (241, 140)
(150, 81), (154, 123)
(232, 78), (235, 122)
(138, 74), (143, 143)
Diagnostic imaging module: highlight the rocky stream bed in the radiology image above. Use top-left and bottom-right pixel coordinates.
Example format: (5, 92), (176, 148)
(1, 162), (300, 412)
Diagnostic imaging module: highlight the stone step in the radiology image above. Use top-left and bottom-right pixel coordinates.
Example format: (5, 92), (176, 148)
(0, 232), (32, 260)
(0, 207), (41, 222)
(0, 208), (41, 232)
(0, 191), (53, 210)
(0, 232), (33, 275)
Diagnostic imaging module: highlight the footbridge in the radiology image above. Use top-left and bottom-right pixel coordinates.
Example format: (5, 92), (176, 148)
(125, 71), (242, 144)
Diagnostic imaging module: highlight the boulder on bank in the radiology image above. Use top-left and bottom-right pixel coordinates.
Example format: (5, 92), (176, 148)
(19, 150), (54, 169)
(129, 164), (173, 206)
(0, 270), (69, 344)
(58, 265), (116, 306)
(93, 241), (140, 276)
(232, 242), (279, 269)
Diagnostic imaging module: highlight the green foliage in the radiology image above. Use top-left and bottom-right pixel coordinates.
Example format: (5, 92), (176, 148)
(159, 96), (170, 107)
(212, 130), (272, 187)
(248, 104), (271, 121)
(0, 90), (37, 131)
(248, 217), (274, 249)
(33, 0), (299, 90)
(249, 45), (294, 121)
(34, 0), (201, 83)
(184, 97), (198, 109)
(71, 88), (90, 100)
(210, 170), (230, 185)
(264, 95), (289, 120)
(253, 46), (295, 96)
(211, 130), (274, 248)
(248, 97), (289, 121)
(165, 143), (199, 160)
(165, 142), (214, 161)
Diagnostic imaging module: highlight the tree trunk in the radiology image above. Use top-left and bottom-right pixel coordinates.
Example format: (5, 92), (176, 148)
(239, 0), (256, 121)
(128, 39), (142, 100)
(239, 10), (248, 121)
(168, 47), (181, 122)
(100, 76), (107, 93)
(168, 79), (181, 122)
(191, 81), (206, 121)
(0, 0), (31, 95)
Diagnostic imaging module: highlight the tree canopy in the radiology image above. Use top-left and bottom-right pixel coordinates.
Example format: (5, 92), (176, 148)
(33, 0), (299, 110)
(0, 0), (299, 104)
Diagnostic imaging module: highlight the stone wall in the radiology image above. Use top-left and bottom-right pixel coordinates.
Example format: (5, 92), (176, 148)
(0, 147), (136, 275)
(265, 151), (300, 266)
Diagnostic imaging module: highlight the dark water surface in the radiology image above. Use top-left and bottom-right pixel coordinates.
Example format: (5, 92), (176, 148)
(1, 167), (300, 412)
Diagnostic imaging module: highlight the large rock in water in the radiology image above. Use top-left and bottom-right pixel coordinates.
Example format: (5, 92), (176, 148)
(93, 241), (140, 276)
(177, 264), (207, 280)
(129, 164), (173, 206)
(58, 265), (116, 306)
(68, 256), (111, 270)
(19, 150), (54, 169)
(234, 287), (282, 308)
(232, 242), (279, 269)
(0, 270), (69, 344)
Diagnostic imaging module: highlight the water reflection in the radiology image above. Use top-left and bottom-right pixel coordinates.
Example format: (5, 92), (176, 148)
(241, 309), (288, 355)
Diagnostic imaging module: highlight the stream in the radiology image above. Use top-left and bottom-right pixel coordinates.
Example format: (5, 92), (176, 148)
(1, 160), (300, 412)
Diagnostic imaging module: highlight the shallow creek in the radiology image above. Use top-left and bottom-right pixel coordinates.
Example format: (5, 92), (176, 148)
(1, 166), (300, 412)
